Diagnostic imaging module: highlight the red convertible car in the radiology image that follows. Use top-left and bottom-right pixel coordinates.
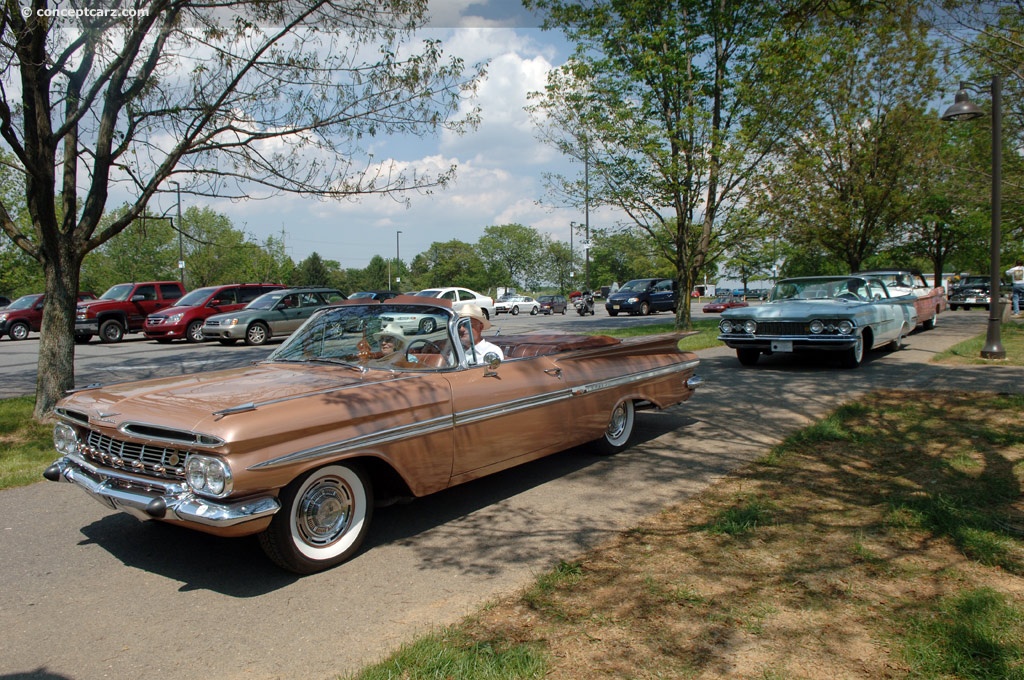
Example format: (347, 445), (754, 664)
(854, 270), (946, 330)
(702, 295), (749, 314)
(45, 297), (703, 573)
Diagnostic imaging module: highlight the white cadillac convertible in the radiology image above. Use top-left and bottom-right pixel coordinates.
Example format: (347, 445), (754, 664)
(717, 275), (918, 369)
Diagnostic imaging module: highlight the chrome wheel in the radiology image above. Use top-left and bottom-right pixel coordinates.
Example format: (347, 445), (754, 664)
(186, 320), (205, 343)
(9, 322), (29, 341)
(245, 322), (269, 346)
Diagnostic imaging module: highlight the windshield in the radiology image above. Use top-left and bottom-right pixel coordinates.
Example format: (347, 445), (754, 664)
(246, 291), (287, 310)
(99, 283), (134, 301)
(269, 303), (458, 371)
(770, 277), (887, 302)
(175, 287), (218, 307)
(619, 279), (655, 292)
(6, 295), (41, 310)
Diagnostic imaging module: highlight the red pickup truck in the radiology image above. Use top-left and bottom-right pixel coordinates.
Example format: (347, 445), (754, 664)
(75, 281), (186, 343)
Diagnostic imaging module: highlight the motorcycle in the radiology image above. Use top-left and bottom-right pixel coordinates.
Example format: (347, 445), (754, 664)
(575, 291), (595, 316)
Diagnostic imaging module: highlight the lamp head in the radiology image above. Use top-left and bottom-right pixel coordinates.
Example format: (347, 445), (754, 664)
(942, 89), (986, 121)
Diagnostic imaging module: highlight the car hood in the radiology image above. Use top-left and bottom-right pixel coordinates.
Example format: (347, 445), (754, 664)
(149, 304), (201, 317)
(56, 362), (397, 443)
(720, 299), (864, 320)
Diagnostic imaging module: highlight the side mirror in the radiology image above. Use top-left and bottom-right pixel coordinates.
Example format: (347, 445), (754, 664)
(482, 351), (502, 376)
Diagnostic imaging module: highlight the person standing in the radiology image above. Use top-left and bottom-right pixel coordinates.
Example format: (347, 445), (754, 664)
(1007, 260), (1024, 317)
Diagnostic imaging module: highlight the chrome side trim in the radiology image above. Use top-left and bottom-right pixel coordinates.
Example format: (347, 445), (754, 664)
(454, 389), (573, 426)
(570, 360), (699, 396)
(249, 414), (455, 470)
(250, 359), (699, 470)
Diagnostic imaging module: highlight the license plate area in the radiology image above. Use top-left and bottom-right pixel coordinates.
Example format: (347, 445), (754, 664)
(771, 340), (793, 352)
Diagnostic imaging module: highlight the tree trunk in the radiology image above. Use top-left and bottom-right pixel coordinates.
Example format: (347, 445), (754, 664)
(34, 246), (83, 420)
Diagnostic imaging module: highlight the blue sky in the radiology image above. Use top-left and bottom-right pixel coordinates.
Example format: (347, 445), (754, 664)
(153, 1), (616, 270)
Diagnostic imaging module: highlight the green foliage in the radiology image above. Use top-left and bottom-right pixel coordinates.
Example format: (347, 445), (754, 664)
(346, 628), (548, 680)
(0, 396), (56, 489)
(477, 224), (546, 289)
(899, 588), (1024, 679)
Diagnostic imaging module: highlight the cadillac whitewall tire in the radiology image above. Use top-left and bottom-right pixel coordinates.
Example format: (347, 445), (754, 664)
(593, 399), (635, 455)
(260, 463), (373, 574)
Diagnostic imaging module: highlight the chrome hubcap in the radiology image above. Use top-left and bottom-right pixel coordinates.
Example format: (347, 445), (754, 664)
(296, 478), (353, 547)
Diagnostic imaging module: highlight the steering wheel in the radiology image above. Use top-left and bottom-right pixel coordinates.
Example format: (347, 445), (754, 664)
(837, 292), (860, 301)
(405, 339), (443, 359)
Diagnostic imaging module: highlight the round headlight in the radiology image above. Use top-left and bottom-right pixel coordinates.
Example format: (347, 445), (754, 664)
(719, 320), (733, 333)
(185, 455), (232, 497)
(743, 320), (758, 334)
(205, 464), (227, 495)
(186, 457), (207, 489)
(53, 423), (78, 455)
(809, 320), (824, 334)
(838, 320), (855, 335)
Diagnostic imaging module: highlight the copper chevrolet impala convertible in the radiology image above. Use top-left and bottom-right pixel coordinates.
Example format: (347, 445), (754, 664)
(45, 296), (703, 573)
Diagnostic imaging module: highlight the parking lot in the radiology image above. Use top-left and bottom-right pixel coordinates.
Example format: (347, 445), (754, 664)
(0, 301), (716, 399)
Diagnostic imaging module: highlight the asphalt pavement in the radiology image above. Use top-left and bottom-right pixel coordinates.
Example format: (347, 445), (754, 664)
(1, 310), (1022, 680)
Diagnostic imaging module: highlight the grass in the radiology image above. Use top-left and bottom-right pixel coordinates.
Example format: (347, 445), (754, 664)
(934, 319), (1024, 366)
(0, 395), (55, 489)
(598, 318), (723, 352)
(348, 390), (1024, 679)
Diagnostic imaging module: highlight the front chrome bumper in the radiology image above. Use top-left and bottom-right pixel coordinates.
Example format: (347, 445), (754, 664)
(44, 452), (279, 527)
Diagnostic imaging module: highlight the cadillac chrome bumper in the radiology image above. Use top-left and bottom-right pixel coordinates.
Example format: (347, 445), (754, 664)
(44, 452), (279, 527)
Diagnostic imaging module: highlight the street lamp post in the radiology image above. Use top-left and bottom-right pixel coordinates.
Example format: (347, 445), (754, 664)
(395, 230), (402, 288)
(168, 180), (184, 286)
(941, 76), (1005, 360)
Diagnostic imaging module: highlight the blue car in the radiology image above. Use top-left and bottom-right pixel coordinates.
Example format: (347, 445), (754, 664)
(717, 275), (918, 368)
(605, 278), (677, 316)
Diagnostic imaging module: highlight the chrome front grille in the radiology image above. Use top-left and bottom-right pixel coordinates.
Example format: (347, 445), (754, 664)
(82, 430), (187, 481)
(752, 322), (807, 335)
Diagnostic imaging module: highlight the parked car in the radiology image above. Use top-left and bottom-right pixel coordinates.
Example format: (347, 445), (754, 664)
(0, 291), (97, 340)
(537, 294), (568, 315)
(947, 275), (992, 311)
(75, 281), (186, 343)
(44, 296), (703, 574)
(348, 290), (401, 301)
(605, 278), (678, 316)
(718, 275), (918, 369)
(854, 270), (945, 330)
(495, 295), (540, 316)
(201, 287), (345, 346)
(702, 295), (749, 314)
(412, 287), (495, 319)
(144, 283), (285, 343)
